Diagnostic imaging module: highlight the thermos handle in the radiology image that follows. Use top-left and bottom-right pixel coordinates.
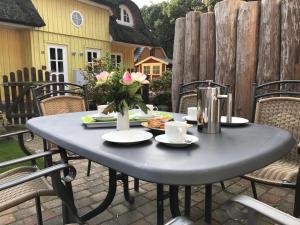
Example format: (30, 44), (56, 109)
(217, 93), (233, 123)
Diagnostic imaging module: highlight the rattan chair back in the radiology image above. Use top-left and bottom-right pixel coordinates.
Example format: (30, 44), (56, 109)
(40, 96), (86, 116)
(178, 81), (228, 113)
(255, 97), (300, 165)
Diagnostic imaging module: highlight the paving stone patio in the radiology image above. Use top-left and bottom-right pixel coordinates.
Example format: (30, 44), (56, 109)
(0, 136), (295, 225)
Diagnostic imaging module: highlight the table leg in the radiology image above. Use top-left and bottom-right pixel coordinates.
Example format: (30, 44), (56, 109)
(157, 184), (164, 225)
(205, 184), (212, 223)
(184, 186), (191, 216)
(169, 185), (181, 218)
(119, 174), (134, 204)
(81, 169), (117, 222)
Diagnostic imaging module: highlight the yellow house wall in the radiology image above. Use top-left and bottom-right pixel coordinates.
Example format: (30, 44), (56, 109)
(111, 44), (135, 70)
(0, 27), (27, 76)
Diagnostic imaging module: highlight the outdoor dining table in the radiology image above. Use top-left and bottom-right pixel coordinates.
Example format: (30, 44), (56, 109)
(26, 111), (295, 225)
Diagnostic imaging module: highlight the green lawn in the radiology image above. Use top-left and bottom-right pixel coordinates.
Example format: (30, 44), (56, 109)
(0, 138), (44, 173)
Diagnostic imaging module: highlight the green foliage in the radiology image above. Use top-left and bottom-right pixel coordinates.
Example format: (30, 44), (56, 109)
(141, 0), (207, 58)
(150, 70), (172, 93)
(83, 54), (115, 106)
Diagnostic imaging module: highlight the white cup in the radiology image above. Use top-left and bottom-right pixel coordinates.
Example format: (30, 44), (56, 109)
(140, 104), (158, 115)
(97, 105), (108, 115)
(165, 121), (187, 143)
(187, 107), (197, 121)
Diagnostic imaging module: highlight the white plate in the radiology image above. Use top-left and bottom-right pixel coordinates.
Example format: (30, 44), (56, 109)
(91, 113), (116, 120)
(182, 116), (197, 123)
(133, 113), (156, 119)
(155, 134), (199, 148)
(221, 116), (249, 126)
(102, 130), (153, 144)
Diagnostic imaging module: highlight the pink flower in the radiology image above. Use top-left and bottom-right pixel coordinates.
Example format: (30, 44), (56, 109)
(122, 71), (134, 85)
(96, 71), (110, 84)
(132, 72), (149, 84)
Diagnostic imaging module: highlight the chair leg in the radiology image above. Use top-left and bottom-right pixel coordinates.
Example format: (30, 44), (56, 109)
(184, 185), (191, 216)
(251, 181), (258, 199)
(87, 160), (92, 176)
(205, 184), (212, 223)
(221, 181), (226, 191)
(35, 196), (43, 225)
(134, 178), (139, 192)
(293, 174), (300, 218)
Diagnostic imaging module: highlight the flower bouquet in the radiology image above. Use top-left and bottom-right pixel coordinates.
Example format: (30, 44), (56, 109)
(96, 68), (149, 130)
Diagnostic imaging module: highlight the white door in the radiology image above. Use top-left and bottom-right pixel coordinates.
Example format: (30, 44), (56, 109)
(48, 45), (68, 82)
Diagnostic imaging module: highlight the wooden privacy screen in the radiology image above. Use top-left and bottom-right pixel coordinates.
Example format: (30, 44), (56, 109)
(172, 0), (300, 119)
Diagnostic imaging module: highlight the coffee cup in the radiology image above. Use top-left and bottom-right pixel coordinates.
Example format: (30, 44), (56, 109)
(187, 107), (197, 121)
(97, 105), (108, 115)
(165, 121), (187, 143)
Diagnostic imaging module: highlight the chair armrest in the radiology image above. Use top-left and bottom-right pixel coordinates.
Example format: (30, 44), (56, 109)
(225, 195), (300, 225)
(0, 150), (59, 168)
(165, 217), (194, 225)
(0, 129), (30, 139)
(0, 163), (76, 191)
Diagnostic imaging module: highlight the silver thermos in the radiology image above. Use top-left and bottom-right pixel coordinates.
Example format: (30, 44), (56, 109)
(197, 87), (232, 134)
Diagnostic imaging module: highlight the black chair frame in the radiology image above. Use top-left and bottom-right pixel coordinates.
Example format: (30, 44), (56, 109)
(248, 80), (300, 218)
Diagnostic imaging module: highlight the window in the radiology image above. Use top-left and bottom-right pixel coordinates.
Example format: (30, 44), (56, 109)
(153, 65), (160, 75)
(71, 11), (83, 27)
(86, 49), (100, 67)
(117, 5), (133, 26)
(111, 53), (122, 68)
(143, 66), (150, 75)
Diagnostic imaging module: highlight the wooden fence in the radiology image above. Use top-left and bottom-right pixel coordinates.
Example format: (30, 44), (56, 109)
(1, 67), (64, 124)
(172, 0), (300, 119)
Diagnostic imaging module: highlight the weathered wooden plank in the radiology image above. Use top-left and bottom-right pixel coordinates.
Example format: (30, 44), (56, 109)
(235, 1), (259, 119)
(9, 72), (18, 124)
(215, 0), (242, 95)
(199, 12), (216, 81)
(184, 11), (201, 84)
(17, 70), (25, 124)
(24, 68), (32, 118)
(257, 0), (281, 84)
(31, 67), (37, 82)
(280, 0), (300, 81)
(172, 17), (186, 112)
(3, 75), (11, 123)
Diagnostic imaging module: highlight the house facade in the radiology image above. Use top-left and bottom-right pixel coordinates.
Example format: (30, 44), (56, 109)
(134, 47), (172, 80)
(0, 0), (156, 83)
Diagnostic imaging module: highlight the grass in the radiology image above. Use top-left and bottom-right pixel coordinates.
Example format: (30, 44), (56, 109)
(0, 138), (44, 173)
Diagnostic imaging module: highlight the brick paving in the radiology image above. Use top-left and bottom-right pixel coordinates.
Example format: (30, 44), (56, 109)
(0, 136), (295, 225)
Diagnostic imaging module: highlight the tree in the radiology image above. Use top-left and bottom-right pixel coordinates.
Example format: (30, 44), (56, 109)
(141, 0), (207, 58)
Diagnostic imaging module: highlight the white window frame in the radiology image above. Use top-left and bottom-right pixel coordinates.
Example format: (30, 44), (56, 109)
(71, 10), (84, 27)
(116, 5), (133, 27)
(152, 64), (161, 75)
(86, 48), (101, 67)
(111, 53), (123, 68)
(48, 44), (68, 82)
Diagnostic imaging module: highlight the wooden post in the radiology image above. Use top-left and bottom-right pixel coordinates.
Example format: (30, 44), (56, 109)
(199, 12), (216, 81)
(257, 0), (281, 84)
(235, 1), (259, 119)
(184, 11), (201, 84)
(280, 0), (300, 81)
(215, 0), (242, 95)
(172, 17), (186, 112)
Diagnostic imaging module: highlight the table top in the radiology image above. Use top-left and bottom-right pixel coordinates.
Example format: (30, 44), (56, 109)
(27, 111), (295, 185)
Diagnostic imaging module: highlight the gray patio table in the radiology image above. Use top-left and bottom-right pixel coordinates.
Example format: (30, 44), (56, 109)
(26, 111), (295, 225)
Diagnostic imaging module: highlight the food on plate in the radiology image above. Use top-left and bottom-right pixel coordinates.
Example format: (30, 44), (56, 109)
(147, 117), (173, 129)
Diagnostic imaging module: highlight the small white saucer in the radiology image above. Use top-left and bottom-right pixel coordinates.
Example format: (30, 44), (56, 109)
(182, 116), (197, 123)
(155, 134), (199, 148)
(91, 113), (116, 119)
(221, 116), (249, 126)
(134, 113), (156, 119)
(102, 130), (153, 145)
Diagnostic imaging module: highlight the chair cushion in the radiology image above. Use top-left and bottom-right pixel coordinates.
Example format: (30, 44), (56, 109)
(0, 167), (55, 211)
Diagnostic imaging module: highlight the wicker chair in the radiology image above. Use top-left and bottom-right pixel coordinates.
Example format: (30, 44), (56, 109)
(242, 80), (300, 218)
(177, 80), (228, 113)
(0, 131), (82, 225)
(32, 83), (92, 176)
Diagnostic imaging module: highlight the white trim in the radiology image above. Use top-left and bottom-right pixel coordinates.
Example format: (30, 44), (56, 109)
(71, 10), (84, 28)
(135, 56), (169, 66)
(77, 0), (113, 15)
(48, 44), (68, 82)
(116, 4), (134, 27)
(0, 21), (34, 29)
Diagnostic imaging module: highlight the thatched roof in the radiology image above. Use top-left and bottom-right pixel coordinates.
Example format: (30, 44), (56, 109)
(0, 0), (45, 27)
(0, 0), (156, 46)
